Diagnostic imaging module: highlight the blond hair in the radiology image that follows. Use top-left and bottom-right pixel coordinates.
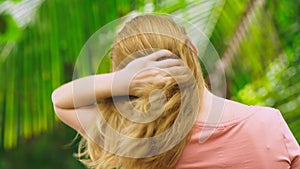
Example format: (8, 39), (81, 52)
(76, 14), (206, 169)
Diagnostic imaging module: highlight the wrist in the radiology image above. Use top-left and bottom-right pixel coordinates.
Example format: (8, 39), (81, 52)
(111, 70), (131, 96)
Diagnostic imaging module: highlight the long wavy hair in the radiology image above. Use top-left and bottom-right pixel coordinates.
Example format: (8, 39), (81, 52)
(76, 14), (206, 169)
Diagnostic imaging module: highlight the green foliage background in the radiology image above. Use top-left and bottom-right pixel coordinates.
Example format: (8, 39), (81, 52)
(0, 0), (299, 168)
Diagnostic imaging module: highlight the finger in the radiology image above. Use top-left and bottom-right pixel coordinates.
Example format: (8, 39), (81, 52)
(133, 68), (167, 80)
(163, 66), (189, 75)
(133, 77), (167, 88)
(170, 75), (195, 86)
(152, 59), (183, 68)
(147, 49), (173, 61)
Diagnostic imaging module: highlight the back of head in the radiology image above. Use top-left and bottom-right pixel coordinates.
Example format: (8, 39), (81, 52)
(77, 14), (205, 169)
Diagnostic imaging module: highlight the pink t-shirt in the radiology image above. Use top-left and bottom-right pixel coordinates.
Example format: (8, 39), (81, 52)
(174, 106), (300, 169)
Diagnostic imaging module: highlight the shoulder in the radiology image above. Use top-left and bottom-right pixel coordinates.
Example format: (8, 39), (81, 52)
(250, 106), (300, 167)
(222, 99), (284, 130)
(240, 105), (290, 141)
(249, 105), (282, 123)
(250, 105), (279, 113)
(243, 105), (282, 126)
(222, 99), (280, 123)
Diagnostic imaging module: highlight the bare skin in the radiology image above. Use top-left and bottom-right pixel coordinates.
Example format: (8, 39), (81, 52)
(52, 49), (251, 135)
(52, 50), (193, 135)
(198, 89), (251, 124)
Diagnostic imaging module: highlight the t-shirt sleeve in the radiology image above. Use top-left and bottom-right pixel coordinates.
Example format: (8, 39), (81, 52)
(276, 109), (300, 168)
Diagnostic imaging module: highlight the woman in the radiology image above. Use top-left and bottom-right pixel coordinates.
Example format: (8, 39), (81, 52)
(52, 15), (300, 169)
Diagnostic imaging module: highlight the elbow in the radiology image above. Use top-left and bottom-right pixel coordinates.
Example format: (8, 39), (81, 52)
(51, 87), (74, 109)
(51, 89), (64, 109)
(52, 91), (68, 119)
(51, 90), (59, 107)
(52, 92), (64, 120)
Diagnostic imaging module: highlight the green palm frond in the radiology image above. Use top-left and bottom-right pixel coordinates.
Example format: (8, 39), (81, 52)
(0, 0), (299, 151)
(0, 0), (130, 149)
(0, 0), (225, 150)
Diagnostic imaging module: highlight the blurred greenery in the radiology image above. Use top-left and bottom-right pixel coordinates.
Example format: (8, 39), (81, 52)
(0, 0), (299, 168)
(0, 13), (21, 42)
(0, 123), (85, 169)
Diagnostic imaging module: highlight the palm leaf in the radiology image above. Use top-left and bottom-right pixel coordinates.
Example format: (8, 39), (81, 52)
(1, 0), (299, 151)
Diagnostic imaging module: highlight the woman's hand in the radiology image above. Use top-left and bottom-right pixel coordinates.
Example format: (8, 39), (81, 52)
(51, 49), (194, 134)
(52, 49), (193, 109)
(113, 50), (193, 97)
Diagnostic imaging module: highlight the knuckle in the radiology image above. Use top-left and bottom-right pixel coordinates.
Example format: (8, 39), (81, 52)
(146, 61), (155, 67)
(174, 59), (181, 63)
(156, 79), (166, 87)
(149, 69), (159, 76)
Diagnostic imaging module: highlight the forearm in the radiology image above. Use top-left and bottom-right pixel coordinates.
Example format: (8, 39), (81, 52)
(51, 50), (178, 109)
(52, 72), (121, 109)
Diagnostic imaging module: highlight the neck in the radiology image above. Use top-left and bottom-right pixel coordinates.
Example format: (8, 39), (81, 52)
(198, 88), (226, 122)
